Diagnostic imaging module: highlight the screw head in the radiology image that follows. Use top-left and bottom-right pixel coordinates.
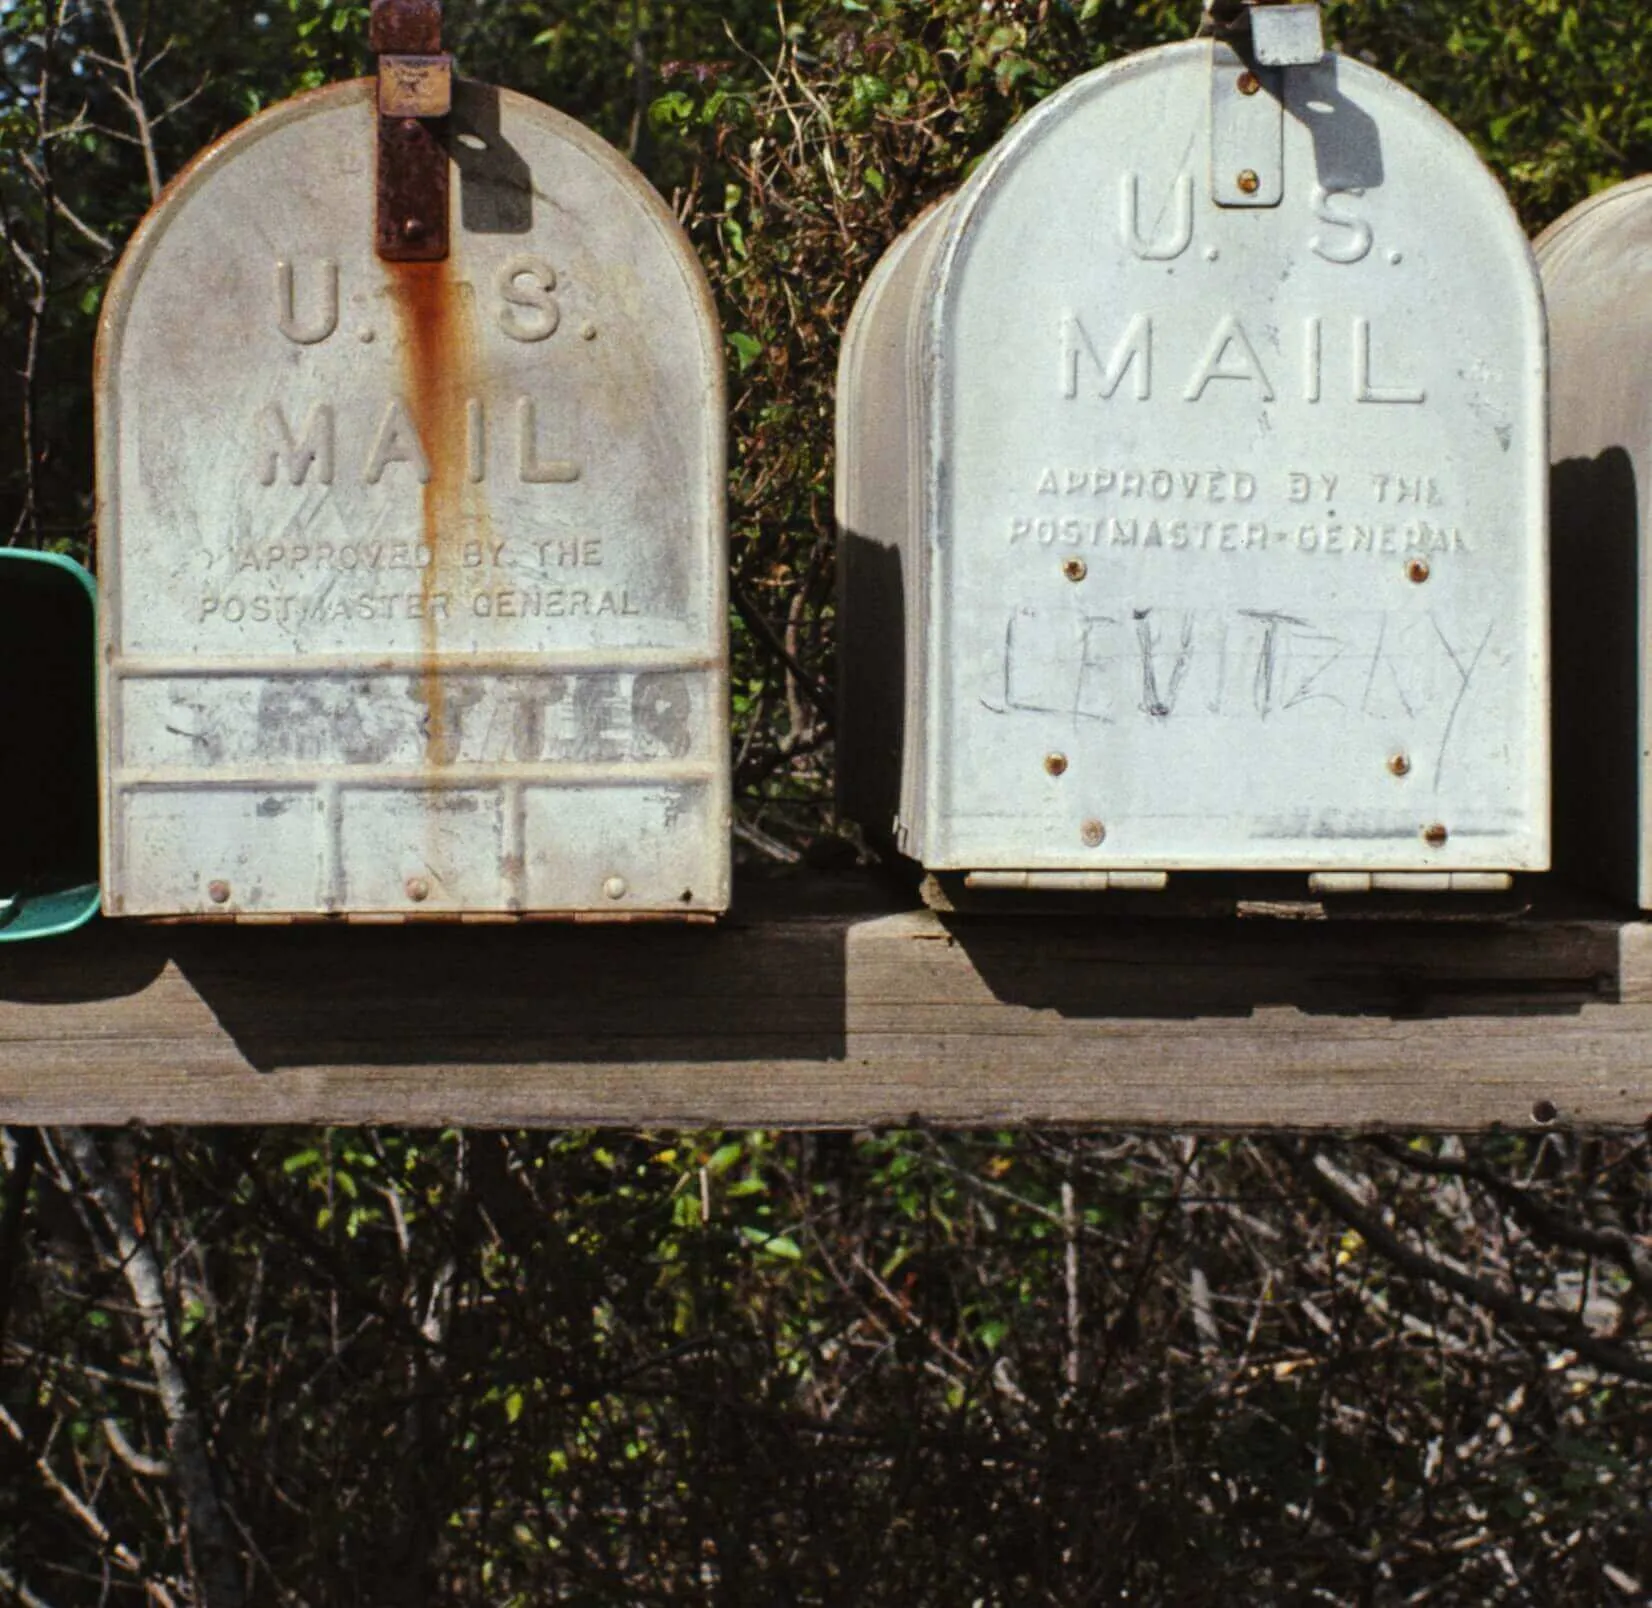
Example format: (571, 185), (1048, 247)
(1406, 558), (1431, 584)
(405, 876), (430, 903)
(1045, 753), (1069, 778)
(1422, 824), (1449, 849)
(1062, 558), (1088, 583)
(1388, 752), (1412, 778)
(1237, 71), (1261, 96)
(401, 217), (427, 241)
(1237, 169), (1261, 195)
(1081, 820), (1107, 848)
(207, 880), (231, 906)
(604, 876), (628, 901)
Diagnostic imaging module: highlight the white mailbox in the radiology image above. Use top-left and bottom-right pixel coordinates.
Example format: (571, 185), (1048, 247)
(1538, 178), (1652, 908)
(838, 29), (1548, 896)
(98, 71), (729, 919)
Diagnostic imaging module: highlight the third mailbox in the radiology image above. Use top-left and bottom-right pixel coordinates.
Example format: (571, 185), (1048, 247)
(838, 23), (1548, 895)
(1539, 179), (1652, 908)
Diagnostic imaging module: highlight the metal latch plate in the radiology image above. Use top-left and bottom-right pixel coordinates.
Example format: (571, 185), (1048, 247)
(375, 109), (449, 261)
(1250, 3), (1324, 68)
(1210, 50), (1283, 208)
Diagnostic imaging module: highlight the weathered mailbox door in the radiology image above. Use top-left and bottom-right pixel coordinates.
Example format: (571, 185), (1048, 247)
(98, 77), (729, 919)
(1538, 178), (1652, 908)
(839, 36), (1547, 889)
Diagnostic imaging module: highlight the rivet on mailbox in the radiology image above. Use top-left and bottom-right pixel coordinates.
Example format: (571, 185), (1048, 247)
(837, 3), (1547, 902)
(1540, 177), (1652, 909)
(97, 1), (730, 921)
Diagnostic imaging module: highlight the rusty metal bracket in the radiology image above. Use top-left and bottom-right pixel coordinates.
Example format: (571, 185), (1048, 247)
(371, 0), (451, 261)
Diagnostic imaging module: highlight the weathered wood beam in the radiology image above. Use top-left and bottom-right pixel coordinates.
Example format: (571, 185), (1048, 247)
(1, 877), (1650, 1130)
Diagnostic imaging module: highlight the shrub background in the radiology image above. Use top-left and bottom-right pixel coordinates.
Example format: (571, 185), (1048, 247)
(4, 2), (1652, 1603)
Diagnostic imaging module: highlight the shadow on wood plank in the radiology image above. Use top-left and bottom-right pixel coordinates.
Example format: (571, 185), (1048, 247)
(178, 917), (851, 1072)
(942, 912), (1619, 1021)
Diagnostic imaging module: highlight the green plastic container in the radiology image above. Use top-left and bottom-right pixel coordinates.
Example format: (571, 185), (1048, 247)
(0, 549), (99, 941)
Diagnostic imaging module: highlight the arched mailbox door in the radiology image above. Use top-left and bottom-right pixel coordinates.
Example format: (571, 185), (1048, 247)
(839, 39), (1548, 891)
(1538, 179), (1652, 909)
(98, 79), (729, 919)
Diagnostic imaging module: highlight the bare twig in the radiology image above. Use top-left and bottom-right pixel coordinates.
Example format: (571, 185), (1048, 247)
(0, 1130), (41, 1355)
(57, 1129), (246, 1607)
(732, 578), (833, 728)
(14, 151), (114, 252)
(1061, 1178), (1081, 1390)
(3, 1344), (164, 1396)
(96, 0), (162, 201)
(8, 1), (65, 546)
(1275, 1141), (1652, 1385)
(733, 817), (802, 864)
(102, 1418), (170, 1480)
(0, 1401), (155, 1586)
(0, 1558), (60, 1608)
(1372, 1136), (1652, 1300)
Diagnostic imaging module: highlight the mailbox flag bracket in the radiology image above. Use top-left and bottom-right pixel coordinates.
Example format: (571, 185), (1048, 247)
(371, 0), (451, 261)
(1249, 3), (1325, 68)
(1208, 3), (1323, 210)
(1203, 1), (1324, 66)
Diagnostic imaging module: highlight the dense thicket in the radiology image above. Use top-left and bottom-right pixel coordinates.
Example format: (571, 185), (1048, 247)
(4, 3), (1652, 1602)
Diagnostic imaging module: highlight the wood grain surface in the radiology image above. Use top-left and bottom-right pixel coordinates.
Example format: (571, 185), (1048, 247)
(2, 875), (1651, 1130)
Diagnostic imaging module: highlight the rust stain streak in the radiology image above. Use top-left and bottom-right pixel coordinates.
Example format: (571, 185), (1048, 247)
(387, 255), (475, 771)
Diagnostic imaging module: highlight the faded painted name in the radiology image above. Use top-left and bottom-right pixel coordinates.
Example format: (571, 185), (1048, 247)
(987, 605), (1495, 786)
(132, 670), (699, 770)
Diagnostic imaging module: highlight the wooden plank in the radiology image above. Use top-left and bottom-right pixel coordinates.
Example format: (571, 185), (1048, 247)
(0, 876), (1649, 1129)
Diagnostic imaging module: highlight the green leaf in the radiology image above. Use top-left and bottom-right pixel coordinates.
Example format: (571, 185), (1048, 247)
(708, 1140), (745, 1175)
(738, 1226), (801, 1259)
(649, 90), (696, 131)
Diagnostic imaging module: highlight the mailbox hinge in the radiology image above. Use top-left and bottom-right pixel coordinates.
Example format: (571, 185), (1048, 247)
(370, 0), (451, 262)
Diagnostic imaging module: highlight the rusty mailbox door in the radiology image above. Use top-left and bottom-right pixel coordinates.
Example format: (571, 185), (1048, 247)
(97, 63), (729, 919)
(838, 24), (1548, 895)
